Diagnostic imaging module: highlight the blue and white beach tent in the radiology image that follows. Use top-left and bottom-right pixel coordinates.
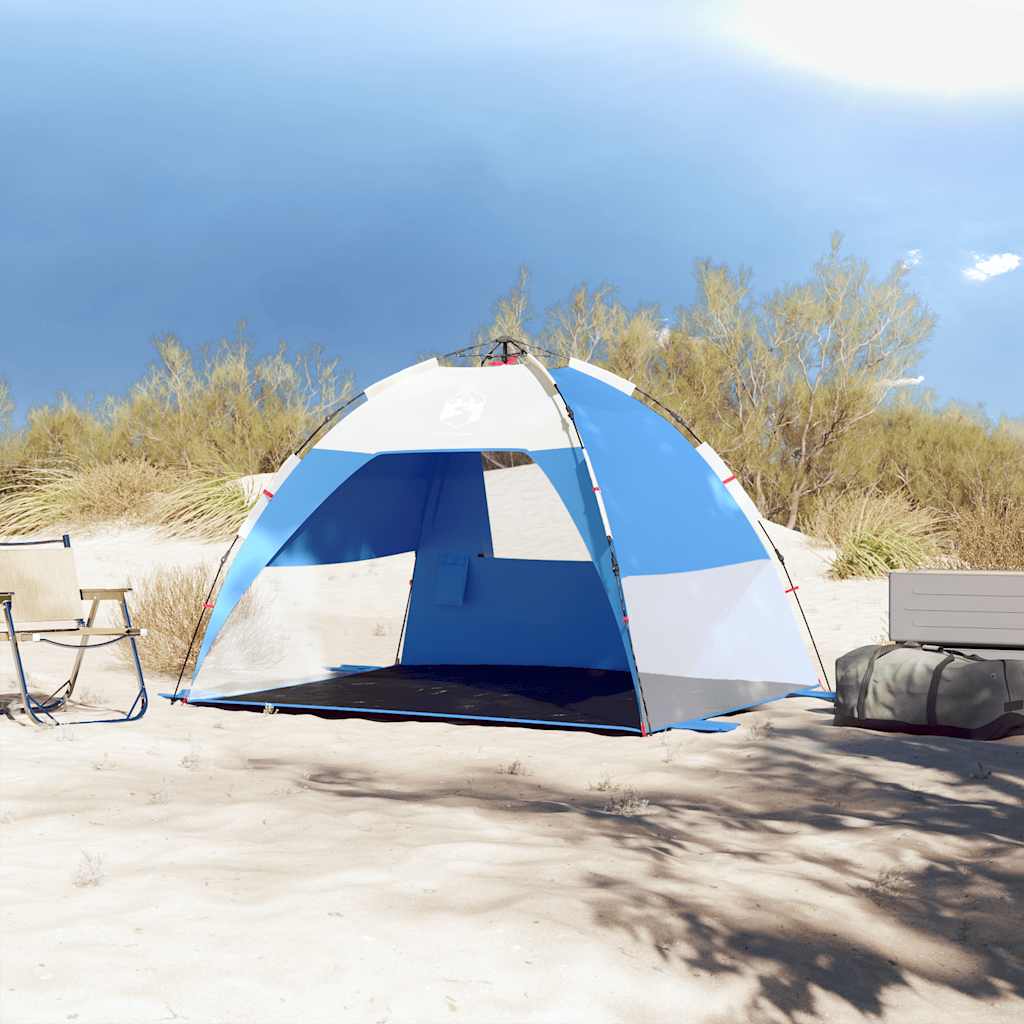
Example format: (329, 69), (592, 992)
(178, 347), (819, 734)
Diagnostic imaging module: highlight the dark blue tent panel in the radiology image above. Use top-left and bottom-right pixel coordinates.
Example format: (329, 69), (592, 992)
(402, 556), (631, 669)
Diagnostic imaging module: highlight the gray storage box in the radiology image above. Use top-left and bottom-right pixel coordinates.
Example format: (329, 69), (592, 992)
(889, 570), (1024, 651)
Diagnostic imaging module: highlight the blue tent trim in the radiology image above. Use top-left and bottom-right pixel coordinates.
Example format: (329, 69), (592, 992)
(657, 685), (836, 733)
(179, 696), (643, 733)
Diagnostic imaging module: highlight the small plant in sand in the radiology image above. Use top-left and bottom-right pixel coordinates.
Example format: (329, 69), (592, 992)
(91, 754), (117, 772)
(179, 749), (201, 770)
(658, 735), (677, 765)
(497, 759), (528, 776)
(868, 866), (911, 903)
(71, 851), (105, 888)
(745, 720), (775, 740)
(968, 760), (992, 781)
(603, 786), (650, 817)
(587, 773), (614, 792)
(262, 703), (278, 715)
(371, 622), (387, 638)
(116, 563), (261, 676)
(807, 491), (950, 579)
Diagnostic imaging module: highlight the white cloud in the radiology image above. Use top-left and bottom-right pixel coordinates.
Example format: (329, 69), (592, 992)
(902, 248), (922, 269)
(962, 252), (1022, 282)
(711, 0), (1024, 97)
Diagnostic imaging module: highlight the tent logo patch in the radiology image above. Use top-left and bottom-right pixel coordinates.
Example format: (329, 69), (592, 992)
(439, 389), (487, 430)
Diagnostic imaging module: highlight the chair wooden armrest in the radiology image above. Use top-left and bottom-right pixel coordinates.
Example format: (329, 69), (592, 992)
(80, 587), (132, 600)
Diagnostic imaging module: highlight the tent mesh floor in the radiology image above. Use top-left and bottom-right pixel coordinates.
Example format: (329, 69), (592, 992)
(193, 663), (640, 730)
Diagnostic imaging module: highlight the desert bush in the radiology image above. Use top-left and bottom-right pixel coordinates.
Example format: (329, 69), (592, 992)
(119, 563), (258, 676)
(807, 491), (950, 579)
(114, 334), (346, 475)
(825, 401), (1024, 569)
(0, 331), (346, 536)
(0, 378), (12, 430)
(952, 492), (1024, 571)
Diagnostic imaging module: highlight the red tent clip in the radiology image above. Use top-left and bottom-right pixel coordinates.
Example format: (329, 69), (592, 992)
(622, 615), (630, 624)
(721, 474), (736, 485)
(592, 486), (601, 492)
(262, 488), (275, 500)
(784, 585), (799, 594)
(203, 601), (215, 610)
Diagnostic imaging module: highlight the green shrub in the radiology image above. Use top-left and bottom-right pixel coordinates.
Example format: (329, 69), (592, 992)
(807, 491), (950, 579)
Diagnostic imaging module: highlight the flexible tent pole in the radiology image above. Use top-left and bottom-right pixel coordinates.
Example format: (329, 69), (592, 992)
(170, 535), (238, 701)
(756, 521), (832, 691)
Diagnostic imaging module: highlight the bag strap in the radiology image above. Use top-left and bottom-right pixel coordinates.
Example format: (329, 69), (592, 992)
(926, 654), (955, 726)
(856, 645), (901, 719)
(1003, 660), (1024, 714)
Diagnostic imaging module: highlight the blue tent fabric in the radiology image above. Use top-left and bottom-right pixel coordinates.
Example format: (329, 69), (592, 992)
(195, 448), (371, 673)
(550, 367), (768, 575)
(269, 453), (445, 567)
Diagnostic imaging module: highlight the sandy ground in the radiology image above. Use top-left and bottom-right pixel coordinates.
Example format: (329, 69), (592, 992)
(1, 469), (1021, 1023)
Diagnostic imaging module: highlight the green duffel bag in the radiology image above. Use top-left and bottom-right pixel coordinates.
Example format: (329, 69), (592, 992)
(835, 643), (1024, 740)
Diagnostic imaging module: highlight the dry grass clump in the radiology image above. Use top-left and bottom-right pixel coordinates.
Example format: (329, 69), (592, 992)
(0, 460), (176, 536)
(603, 786), (650, 817)
(119, 563), (259, 676)
(0, 332), (348, 538)
(808, 491), (950, 579)
(152, 475), (254, 541)
(952, 494), (1024, 571)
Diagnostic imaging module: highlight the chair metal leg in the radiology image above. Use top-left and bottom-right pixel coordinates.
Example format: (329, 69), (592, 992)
(3, 599), (54, 727)
(118, 596), (148, 722)
(66, 598), (100, 700)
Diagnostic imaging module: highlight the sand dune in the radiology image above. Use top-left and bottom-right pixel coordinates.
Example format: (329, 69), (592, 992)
(1, 469), (1021, 1023)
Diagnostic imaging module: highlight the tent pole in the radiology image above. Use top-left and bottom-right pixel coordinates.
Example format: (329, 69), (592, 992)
(758, 521), (832, 691)
(521, 353), (653, 734)
(171, 535), (238, 701)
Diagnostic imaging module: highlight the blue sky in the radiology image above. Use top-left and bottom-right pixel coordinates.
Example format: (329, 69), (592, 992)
(2, 1), (1022, 421)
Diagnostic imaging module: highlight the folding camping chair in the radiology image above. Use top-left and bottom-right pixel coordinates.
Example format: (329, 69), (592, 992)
(0, 534), (147, 725)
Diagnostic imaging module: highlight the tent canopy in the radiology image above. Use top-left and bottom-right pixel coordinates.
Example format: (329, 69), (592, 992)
(184, 354), (817, 734)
